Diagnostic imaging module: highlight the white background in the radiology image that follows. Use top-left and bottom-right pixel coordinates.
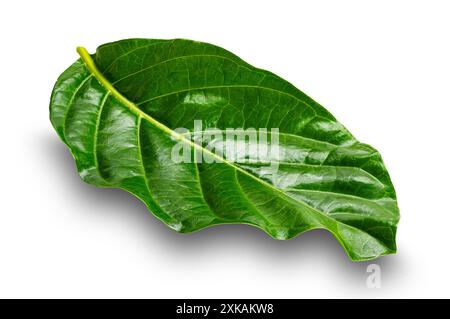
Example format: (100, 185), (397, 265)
(1, 0), (449, 298)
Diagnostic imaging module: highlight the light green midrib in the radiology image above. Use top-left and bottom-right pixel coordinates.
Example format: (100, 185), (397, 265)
(76, 47), (392, 256)
(78, 47), (292, 197)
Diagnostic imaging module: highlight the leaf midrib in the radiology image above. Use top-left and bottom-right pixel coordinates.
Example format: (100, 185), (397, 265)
(76, 47), (391, 250)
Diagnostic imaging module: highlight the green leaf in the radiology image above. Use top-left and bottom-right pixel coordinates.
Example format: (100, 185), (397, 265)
(50, 38), (399, 261)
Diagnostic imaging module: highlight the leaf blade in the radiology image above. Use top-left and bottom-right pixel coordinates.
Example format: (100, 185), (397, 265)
(50, 39), (399, 261)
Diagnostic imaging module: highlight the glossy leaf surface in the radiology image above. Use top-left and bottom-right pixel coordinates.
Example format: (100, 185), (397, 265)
(50, 39), (399, 261)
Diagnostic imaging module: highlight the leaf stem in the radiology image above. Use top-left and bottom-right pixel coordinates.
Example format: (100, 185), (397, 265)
(76, 47), (179, 139)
